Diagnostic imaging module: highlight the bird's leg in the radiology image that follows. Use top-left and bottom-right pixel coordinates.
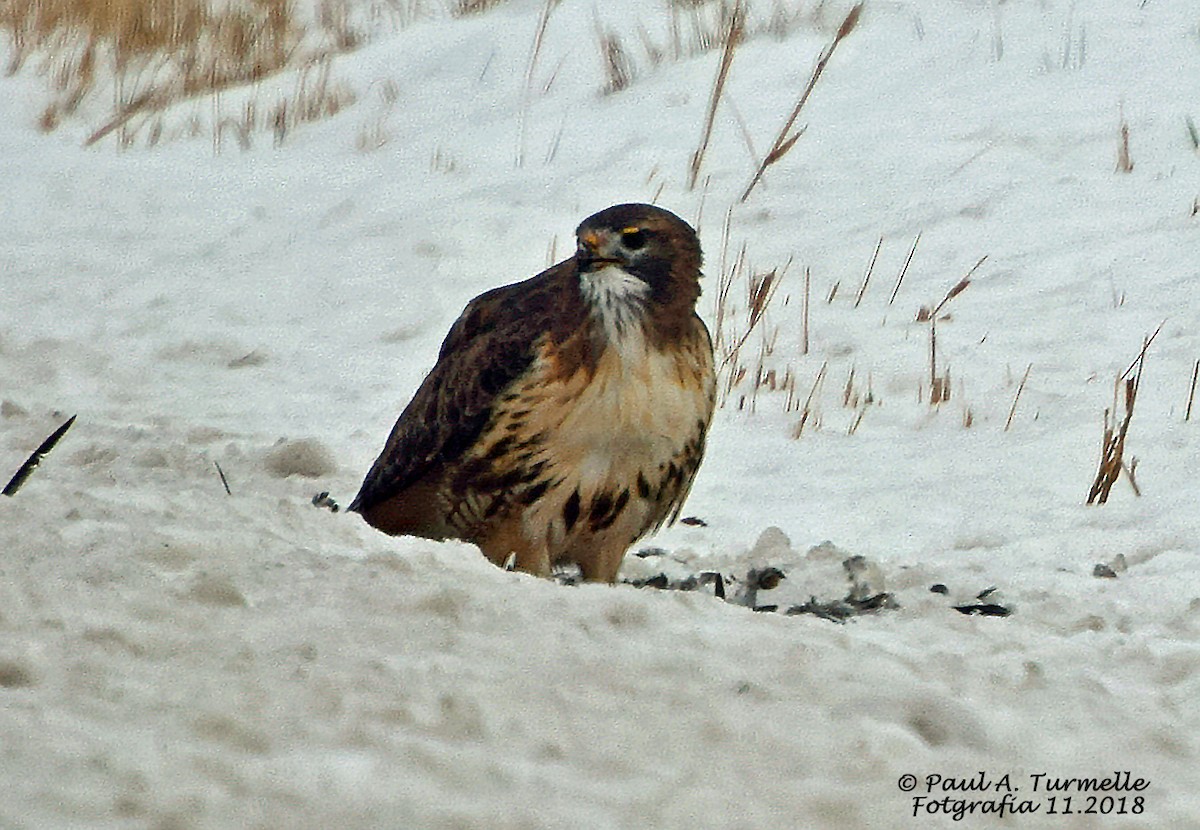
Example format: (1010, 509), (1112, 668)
(575, 541), (624, 584)
(512, 545), (552, 579)
(478, 525), (552, 578)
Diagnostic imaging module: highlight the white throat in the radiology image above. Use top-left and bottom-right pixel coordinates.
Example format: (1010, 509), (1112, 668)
(579, 264), (650, 344)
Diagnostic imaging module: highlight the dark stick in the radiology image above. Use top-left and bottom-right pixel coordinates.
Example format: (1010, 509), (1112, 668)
(214, 461), (232, 496)
(3, 415), (77, 497)
(1185, 359), (1199, 422)
(888, 232), (921, 306)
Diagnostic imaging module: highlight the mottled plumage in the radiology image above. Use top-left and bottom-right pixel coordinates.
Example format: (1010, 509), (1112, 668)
(350, 203), (715, 583)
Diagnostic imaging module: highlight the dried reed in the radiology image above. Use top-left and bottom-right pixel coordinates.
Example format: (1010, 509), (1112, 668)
(740, 2), (861, 202)
(1087, 327), (1161, 504)
(1004, 362), (1032, 431)
(688, 0), (743, 189)
(923, 255), (985, 405)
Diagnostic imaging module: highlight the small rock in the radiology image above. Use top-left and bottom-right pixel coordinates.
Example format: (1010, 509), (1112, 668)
(1093, 553), (1127, 579)
(311, 491), (340, 512)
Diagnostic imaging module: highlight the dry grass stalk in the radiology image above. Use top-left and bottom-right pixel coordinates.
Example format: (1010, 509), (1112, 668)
(934, 255), (985, 316)
(782, 364), (797, 411)
(1087, 328), (1161, 504)
(842, 365), (855, 407)
(1116, 108), (1133, 173)
(749, 334), (780, 413)
(792, 361), (827, 438)
(848, 403), (866, 435)
(712, 239), (742, 366)
(719, 263), (785, 367)
(888, 232), (920, 305)
(854, 235), (882, 308)
(688, 0), (744, 190)
(725, 95), (758, 166)
(714, 251), (789, 408)
(668, 0), (723, 58)
(669, 0), (808, 60)
(1088, 378), (1137, 504)
(1004, 362), (1032, 431)
(597, 25), (634, 94)
(740, 2), (862, 202)
(802, 265), (811, 355)
(929, 361), (950, 406)
(1122, 458), (1141, 497)
(524, 0), (559, 87)
(924, 255), (985, 406)
(515, 0), (560, 166)
(712, 242), (746, 405)
(1186, 359), (1199, 422)
(451, 0), (506, 16)
(717, 206), (734, 288)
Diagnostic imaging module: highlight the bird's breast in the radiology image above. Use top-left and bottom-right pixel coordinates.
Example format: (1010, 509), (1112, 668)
(558, 327), (708, 463)
(480, 320), (714, 505)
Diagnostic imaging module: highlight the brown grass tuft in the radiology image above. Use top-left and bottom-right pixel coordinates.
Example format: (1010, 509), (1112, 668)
(713, 243), (789, 408)
(922, 255), (985, 406)
(450, 0), (506, 16)
(1116, 105), (1134, 173)
(791, 361), (826, 438)
(596, 25), (634, 94)
(1087, 326), (1161, 504)
(4, 0), (370, 146)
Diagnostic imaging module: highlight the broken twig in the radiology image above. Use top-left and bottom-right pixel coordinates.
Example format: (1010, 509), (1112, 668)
(3, 415), (77, 497)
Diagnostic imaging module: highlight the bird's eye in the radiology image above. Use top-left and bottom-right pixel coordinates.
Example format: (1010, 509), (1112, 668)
(620, 228), (646, 251)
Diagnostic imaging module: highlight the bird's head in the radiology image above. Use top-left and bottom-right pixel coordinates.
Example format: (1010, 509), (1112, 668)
(574, 204), (703, 305)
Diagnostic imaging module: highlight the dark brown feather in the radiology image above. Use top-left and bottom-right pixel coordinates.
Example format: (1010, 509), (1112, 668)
(349, 259), (584, 517)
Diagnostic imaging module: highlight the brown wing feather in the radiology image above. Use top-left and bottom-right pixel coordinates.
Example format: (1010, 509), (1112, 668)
(349, 260), (574, 516)
(643, 313), (715, 535)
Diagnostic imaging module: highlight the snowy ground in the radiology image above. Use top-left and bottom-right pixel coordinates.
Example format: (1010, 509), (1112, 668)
(3, 0), (1200, 827)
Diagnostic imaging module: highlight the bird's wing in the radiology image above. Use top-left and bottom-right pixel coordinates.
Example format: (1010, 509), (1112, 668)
(349, 267), (563, 513)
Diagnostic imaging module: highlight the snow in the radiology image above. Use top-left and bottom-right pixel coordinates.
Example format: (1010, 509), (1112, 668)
(3, 0), (1200, 826)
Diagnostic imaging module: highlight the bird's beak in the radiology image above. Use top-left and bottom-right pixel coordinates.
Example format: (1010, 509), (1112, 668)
(577, 230), (622, 270)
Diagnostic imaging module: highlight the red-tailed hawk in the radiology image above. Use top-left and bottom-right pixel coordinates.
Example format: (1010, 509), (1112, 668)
(350, 204), (715, 583)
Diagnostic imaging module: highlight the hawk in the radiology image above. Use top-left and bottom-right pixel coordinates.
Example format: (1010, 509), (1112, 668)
(350, 204), (715, 583)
